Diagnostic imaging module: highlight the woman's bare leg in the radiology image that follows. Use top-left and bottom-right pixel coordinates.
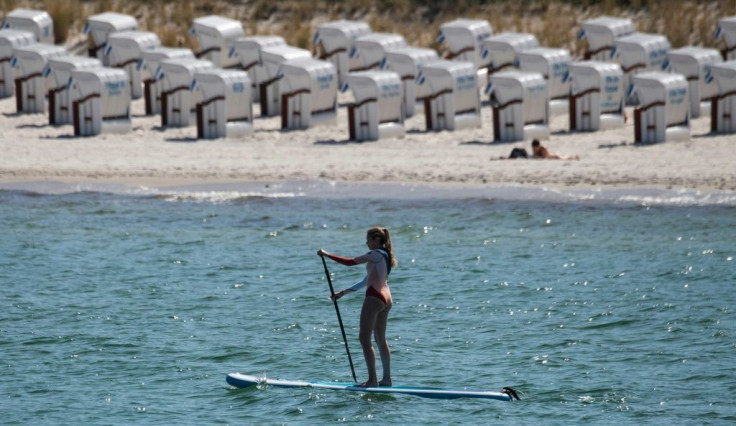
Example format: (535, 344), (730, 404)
(374, 302), (392, 386)
(358, 296), (383, 387)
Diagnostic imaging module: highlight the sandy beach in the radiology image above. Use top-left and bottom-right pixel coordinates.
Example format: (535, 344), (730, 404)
(1, 92), (734, 193)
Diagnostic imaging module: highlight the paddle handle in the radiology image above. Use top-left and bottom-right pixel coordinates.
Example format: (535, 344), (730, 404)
(321, 255), (358, 383)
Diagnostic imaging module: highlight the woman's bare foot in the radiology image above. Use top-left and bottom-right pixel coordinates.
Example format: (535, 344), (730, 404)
(357, 381), (378, 388)
(379, 379), (392, 387)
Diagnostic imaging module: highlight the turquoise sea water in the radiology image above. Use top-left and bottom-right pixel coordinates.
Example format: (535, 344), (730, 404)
(1, 181), (735, 425)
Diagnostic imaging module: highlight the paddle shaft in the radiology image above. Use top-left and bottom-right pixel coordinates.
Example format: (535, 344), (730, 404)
(320, 255), (358, 383)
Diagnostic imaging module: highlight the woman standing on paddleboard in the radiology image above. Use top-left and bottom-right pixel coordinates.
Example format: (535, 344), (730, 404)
(318, 227), (397, 388)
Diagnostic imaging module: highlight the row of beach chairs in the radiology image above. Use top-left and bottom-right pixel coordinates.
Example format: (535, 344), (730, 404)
(2, 9), (736, 143)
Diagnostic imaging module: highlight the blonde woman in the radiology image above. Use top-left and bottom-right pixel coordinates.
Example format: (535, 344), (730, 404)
(318, 227), (397, 387)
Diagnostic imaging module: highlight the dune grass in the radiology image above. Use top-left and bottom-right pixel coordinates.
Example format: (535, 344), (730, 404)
(2, 0), (736, 55)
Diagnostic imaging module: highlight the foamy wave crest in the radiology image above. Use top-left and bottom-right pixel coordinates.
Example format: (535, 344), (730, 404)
(153, 190), (302, 203)
(113, 182), (308, 203)
(0, 181), (308, 201)
(538, 187), (736, 206)
(614, 193), (736, 206)
(608, 190), (736, 207)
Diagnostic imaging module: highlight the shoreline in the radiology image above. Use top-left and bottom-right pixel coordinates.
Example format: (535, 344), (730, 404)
(1, 175), (734, 193)
(2, 95), (736, 197)
(2, 178), (735, 207)
(2, 170), (733, 192)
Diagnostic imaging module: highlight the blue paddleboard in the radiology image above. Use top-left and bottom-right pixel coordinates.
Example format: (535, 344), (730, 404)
(226, 372), (519, 401)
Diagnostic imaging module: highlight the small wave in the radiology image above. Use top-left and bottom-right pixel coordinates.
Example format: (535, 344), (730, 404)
(540, 186), (736, 207)
(0, 181), (305, 203)
(151, 190), (301, 204)
(613, 191), (736, 207)
(583, 318), (640, 330)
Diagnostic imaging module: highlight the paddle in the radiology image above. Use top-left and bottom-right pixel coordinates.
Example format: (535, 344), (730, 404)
(320, 254), (358, 383)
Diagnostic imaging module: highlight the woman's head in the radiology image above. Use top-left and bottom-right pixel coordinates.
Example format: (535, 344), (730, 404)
(366, 227), (387, 245)
(366, 227), (397, 267)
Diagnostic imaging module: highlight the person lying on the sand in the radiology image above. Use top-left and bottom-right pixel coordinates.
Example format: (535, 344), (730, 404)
(531, 139), (579, 160)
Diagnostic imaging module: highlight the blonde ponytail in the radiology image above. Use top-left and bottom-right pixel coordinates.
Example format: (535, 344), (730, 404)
(368, 227), (397, 267)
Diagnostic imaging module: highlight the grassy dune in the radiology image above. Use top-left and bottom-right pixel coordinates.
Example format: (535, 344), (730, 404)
(2, 0), (736, 56)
